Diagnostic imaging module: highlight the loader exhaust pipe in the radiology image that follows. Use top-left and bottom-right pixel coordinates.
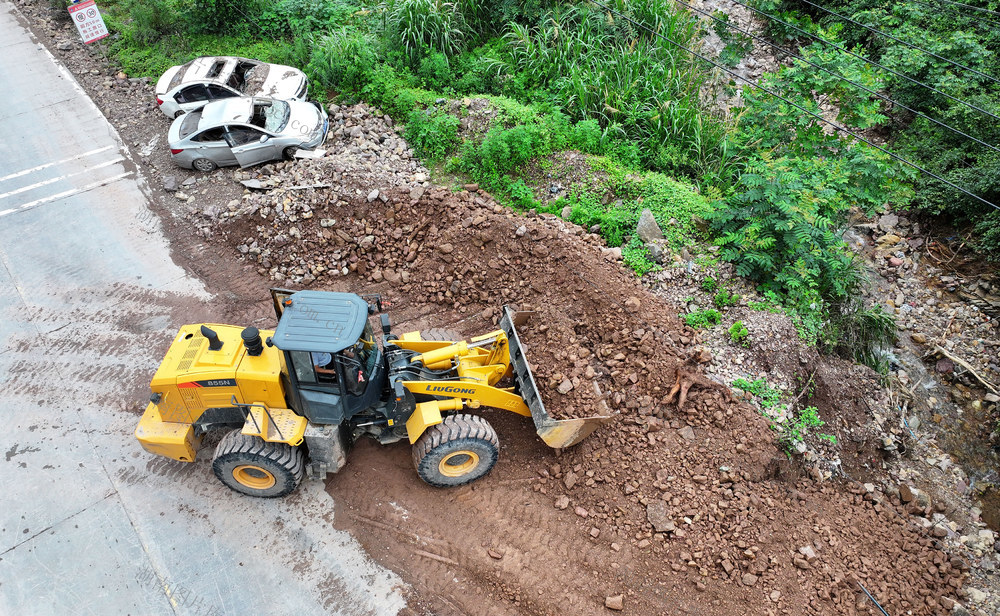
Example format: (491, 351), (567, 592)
(241, 327), (263, 356)
(201, 325), (223, 351)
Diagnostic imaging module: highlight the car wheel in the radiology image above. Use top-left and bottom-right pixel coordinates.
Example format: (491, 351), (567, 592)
(174, 110), (185, 119)
(192, 158), (217, 173)
(282, 146), (298, 161)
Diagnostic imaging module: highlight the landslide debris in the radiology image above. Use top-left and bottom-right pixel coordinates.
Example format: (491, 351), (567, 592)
(194, 103), (976, 614)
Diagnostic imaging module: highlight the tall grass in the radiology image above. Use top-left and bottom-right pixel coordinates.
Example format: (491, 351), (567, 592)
(500, 6), (734, 181)
(383, 0), (468, 64)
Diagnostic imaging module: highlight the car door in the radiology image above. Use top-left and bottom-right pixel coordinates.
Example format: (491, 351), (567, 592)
(174, 84), (210, 113)
(227, 125), (280, 168)
(189, 127), (237, 167)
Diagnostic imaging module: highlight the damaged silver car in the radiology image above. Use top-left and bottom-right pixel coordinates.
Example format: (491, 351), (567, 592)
(168, 97), (328, 171)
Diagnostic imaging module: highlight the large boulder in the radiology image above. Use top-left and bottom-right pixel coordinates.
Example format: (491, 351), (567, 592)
(636, 208), (664, 243)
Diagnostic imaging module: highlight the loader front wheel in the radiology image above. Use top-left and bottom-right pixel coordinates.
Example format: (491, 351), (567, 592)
(421, 329), (462, 343)
(212, 430), (304, 498)
(413, 414), (499, 487)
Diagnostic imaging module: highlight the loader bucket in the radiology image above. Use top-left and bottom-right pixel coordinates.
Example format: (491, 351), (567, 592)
(500, 306), (612, 449)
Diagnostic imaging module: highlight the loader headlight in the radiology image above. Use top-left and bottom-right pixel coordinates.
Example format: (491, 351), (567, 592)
(149, 392), (162, 404)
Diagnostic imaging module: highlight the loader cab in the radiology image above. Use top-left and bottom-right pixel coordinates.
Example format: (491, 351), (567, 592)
(269, 290), (385, 425)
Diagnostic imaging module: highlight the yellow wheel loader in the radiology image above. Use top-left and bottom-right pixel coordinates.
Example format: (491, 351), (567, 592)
(136, 289), (609, 497)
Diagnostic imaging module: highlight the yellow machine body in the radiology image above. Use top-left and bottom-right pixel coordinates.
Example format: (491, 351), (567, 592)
(137, 304), (610, 471)
(135, 324), (299, 462)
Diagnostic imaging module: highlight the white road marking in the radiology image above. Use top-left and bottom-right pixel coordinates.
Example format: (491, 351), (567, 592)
(0, 171), (133, 218)
(0, 156), (124, 201)
(0, 146), (114, 184)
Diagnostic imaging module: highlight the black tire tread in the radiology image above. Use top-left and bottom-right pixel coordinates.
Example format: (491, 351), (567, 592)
(212, 430), (304, 497)
(412, 414), (499, 487)
(421, 329), (462, 343)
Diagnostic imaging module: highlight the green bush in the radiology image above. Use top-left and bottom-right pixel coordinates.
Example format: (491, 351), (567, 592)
(825, 303), (897, 375)
(498, 5), (734, 182)
(259, 0), (357, 37)
(507, 179), (538, 209)
(622, 236), (659, 276)
(709, 155), (868, 333)
(701, 276), (719, 292)
(186, 0), (265, 35)
(308, 29), (380, 100)
(733, 377), (834, 450)
(714, 288), (739, 309)
(417, 50), (453, 90)
(404, 109), (460, 161)
(684, 309), (722, 329)
(729, 321), (750, 346)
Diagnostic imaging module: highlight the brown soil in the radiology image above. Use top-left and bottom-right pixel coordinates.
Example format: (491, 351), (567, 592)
(215, 181), (966, 615)
(16, 4), (980, 613)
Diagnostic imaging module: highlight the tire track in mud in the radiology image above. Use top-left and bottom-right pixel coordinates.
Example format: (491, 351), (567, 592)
(327, 437), (622, 616)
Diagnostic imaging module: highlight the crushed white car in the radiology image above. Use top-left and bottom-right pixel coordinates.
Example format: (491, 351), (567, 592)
(154, 56), (308, 119)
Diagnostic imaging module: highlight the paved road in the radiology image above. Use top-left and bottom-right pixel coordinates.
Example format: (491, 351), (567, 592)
(0, 4), (405, 614)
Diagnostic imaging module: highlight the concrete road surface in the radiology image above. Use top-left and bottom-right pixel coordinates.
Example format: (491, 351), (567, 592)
(0, 4), (405, 615)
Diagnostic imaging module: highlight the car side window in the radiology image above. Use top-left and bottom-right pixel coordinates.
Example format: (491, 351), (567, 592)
(192, 127), (226, 143)
(227, 126), (264, 146)
(206, 84), (235, 100)
(176, 84), (208, 104)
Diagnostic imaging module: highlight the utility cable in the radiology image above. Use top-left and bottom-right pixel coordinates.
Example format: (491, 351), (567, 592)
(725, 0), (1000, 122)
(905, 0), (1000, 30)
(587, 0), (1000, 211)
(669, 0), (1000, 153)
(796, 0), (1000, 86)
(931, 0), (1000, 19)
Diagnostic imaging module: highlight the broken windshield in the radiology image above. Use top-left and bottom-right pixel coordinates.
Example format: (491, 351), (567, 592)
(262, 100), (290, 133)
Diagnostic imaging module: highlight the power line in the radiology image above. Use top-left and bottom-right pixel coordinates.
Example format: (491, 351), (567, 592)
(905, 0), (1000, 30)
(670, 0), (1000, 154)
(586, 0), (1000, 212)
(931, 0), (1000, 19)
(796, 0), (1000, 86)
(725, 0), (1000, 123)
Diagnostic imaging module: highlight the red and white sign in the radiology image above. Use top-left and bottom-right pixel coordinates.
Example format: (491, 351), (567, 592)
(68, 0), (109, 44)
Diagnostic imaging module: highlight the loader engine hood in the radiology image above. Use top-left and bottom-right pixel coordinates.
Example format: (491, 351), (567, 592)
(138, 324), (286, 461)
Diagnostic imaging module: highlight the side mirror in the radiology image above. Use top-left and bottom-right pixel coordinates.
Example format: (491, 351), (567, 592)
(259, 135), (269, 143)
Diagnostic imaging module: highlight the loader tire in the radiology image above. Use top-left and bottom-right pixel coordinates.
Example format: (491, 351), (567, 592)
(413, 414), (499, 487)
(421, 329), (462, 343)
(212, 430), (304, 498)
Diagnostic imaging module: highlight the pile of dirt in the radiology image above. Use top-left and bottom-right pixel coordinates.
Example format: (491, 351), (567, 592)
(205, 111), (969, 612)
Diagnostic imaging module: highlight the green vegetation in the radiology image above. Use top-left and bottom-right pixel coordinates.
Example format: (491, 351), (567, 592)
(701, 276), (719, 292)
(684, 308), (722, 329)
(733, 377), (835, 450)
(404, 108), (460, 161)
(752, 0), (1000, 257)
(95, 0), (912, 370)
(728, 320), (750, 345)
(711, 11), (753, 66)
(713, 288), (739, 309)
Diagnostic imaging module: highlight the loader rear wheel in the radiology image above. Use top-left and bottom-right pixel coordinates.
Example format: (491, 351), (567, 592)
(212, 430), (304, 498)
(413, 414), (499, 487)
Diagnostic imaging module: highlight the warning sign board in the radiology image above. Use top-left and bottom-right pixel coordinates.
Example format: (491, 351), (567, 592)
(68, 0), (109, 44)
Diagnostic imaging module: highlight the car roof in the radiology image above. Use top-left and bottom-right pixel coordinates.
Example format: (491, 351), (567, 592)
(199, 98), (254, 127)
(271, 292), (370, 353)
(178, 57), (242, 85)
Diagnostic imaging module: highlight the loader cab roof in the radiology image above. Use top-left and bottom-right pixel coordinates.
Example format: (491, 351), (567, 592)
(271, 291), (369, 353)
